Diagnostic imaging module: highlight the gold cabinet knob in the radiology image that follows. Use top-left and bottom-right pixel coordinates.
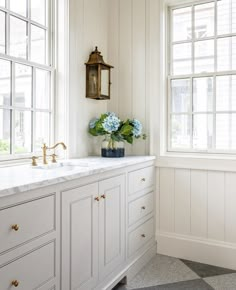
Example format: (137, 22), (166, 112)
(101, 194), (106, 199)
(141, 206), (146, 210)
(141, 234), (146, 238)
(11, 224), (19, 231)
(94, 197), (100, 202)
(141, 178), (146, 182)
(11, 280), (19, 287)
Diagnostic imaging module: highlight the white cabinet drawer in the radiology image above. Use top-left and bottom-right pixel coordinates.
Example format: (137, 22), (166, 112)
(0, 242), (55, 290)
(0, 195), (55, 254)
(128, 218), (154, 257)
(128, 166), (154, 195)
(128, 192), (154, 226)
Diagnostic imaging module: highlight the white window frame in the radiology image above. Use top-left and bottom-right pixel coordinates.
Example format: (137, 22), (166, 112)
(0, 0), (55, 163)
(167, 0), (236, 155)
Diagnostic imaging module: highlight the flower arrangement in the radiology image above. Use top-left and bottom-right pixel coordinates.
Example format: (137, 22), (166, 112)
(89, 112), (146, 152)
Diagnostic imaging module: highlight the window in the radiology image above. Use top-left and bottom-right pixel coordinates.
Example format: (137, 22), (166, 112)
(0, 0), (53, 159)
(168, 0), (236, 153)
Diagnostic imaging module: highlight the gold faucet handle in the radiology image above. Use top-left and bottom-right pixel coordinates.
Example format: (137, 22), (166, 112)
(31, 156), (40, 166)
(51, 153), (58, 163)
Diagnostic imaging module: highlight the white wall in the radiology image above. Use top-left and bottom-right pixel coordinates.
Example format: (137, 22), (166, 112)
(107, 0), (236, 270)
(107, 0), (160, 155)
(68, 0), (236, 270)
(157, 167), (236, 270)
(68, 0), (109, 157)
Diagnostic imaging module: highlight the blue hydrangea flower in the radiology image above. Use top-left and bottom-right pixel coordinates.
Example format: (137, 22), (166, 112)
(102, 114), (120, 133)
(132, 119), (142, 137)
(89, 118), (98, 129)
(105, 112), (116, 117)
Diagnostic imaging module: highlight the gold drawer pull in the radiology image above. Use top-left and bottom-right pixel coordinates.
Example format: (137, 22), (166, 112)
(11, 280), (19, 287)
(141, 234), (146, 238)
(94, 196), (100, 202)
(141, 206), (146, 210)
(11, 224), (19, 231)
(141, 178), (146, 182)
(101, 194), (106, 199)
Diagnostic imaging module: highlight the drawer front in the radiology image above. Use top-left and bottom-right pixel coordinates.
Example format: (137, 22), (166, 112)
(0, 242), (55, 290)
(128, 166), (154, 195)
(128, 218), (154, 257)
(128, 192), (154, 226)
(0, 195), (55, 254)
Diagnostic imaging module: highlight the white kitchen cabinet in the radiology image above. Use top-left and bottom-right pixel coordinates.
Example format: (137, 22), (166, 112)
(0, 157), (156, 290)
(61, 175), (125, 290)
(98, 175), (125, 281)
(61, 183), (99, 290)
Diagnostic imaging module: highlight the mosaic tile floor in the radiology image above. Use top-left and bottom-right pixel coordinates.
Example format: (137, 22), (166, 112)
(113, 254), (236, 290)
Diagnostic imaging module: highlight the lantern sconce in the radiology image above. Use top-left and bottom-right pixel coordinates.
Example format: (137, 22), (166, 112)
(85, 46), (114, 100)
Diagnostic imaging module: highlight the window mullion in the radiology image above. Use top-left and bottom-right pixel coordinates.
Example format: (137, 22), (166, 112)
(5, 6), (9, 55)
(191, 4), (194, 74)
(213, 75), (216, 150)
(27, 0), (31, 62)
(190, 76), (193, 149)
(32, 66), (36, 153)
(11, 61), (15, 155)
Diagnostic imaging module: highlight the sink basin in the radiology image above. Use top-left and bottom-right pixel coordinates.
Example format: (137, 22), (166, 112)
(61, 161), (90, 167)
(32, 161), (90, 171)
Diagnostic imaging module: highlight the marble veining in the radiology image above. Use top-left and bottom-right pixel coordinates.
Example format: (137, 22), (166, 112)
(0, 156), (155, 197)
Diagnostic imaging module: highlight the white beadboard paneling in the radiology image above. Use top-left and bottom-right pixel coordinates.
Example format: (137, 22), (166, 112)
(119, 0), (132, 120)
(160, 168), (175, 232)
(207, 171), (225, 241)
(191, 170), (207, 238)
(174, 169), (191, 235)
(108, 0), (119, 114)
(225, 173), (236, 243)
(69, 0), (109, 158)
(156, 167), (160, 231)
(118, 0), (133, 156)
(132, 0), (146, 155)
(108, 0), (149, 155)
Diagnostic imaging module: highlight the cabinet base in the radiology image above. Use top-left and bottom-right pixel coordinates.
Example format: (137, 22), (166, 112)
(97, 240), (157, 290)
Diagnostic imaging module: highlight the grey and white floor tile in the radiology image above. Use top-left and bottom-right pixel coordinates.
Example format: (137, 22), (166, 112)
(112, 254), (236, 290)
(204, 273), (236, 290)
(126, 254), (199, 289)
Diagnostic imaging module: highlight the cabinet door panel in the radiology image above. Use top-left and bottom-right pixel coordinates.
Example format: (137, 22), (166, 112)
(61, 183), (99, 290)
(99, 175), (125, 281)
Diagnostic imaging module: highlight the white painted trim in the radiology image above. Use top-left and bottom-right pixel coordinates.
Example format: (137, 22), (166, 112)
(156, 156), (236, 172)
(0, 0), (54, 163)
(157, 231), (236, 270)
(151, 0), (236, 169)
(53, 0), (69, 158)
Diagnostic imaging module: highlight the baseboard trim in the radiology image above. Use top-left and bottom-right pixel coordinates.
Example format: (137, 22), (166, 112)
(157, 232), (236, 270)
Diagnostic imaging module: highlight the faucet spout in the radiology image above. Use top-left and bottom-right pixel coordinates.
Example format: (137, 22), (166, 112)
(41, 142), (67, 164)
(48, 142), (67, 150)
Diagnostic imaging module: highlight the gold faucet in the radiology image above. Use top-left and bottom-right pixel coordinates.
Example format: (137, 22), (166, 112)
(42, 142), (67, 164)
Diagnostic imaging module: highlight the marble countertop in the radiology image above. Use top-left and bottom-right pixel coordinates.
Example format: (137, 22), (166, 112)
(0, 156), (156, 197)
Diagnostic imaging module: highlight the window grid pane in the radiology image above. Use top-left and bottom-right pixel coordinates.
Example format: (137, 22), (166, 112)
(169, 1), (236, 153)
(0, 1), (52, 158)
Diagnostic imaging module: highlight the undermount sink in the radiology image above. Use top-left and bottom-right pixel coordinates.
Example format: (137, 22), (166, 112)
(32, 160), (90, 171)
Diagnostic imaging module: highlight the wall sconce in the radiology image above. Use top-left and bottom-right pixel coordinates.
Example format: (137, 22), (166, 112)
(85, 46), (114, 100)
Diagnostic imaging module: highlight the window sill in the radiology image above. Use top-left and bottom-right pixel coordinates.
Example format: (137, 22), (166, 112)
(156, 151), (236, 172)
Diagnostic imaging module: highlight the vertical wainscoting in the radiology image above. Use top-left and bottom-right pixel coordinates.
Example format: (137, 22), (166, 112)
(157, 168), (236, 270)
(108, 0), (154, 155)
(69, 0), (109, 157)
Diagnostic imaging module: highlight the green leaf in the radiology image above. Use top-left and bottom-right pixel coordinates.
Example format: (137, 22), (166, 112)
(89, 128), (99, 136)
(125, 135), (133, 144)
(120, 124), (133, 136)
